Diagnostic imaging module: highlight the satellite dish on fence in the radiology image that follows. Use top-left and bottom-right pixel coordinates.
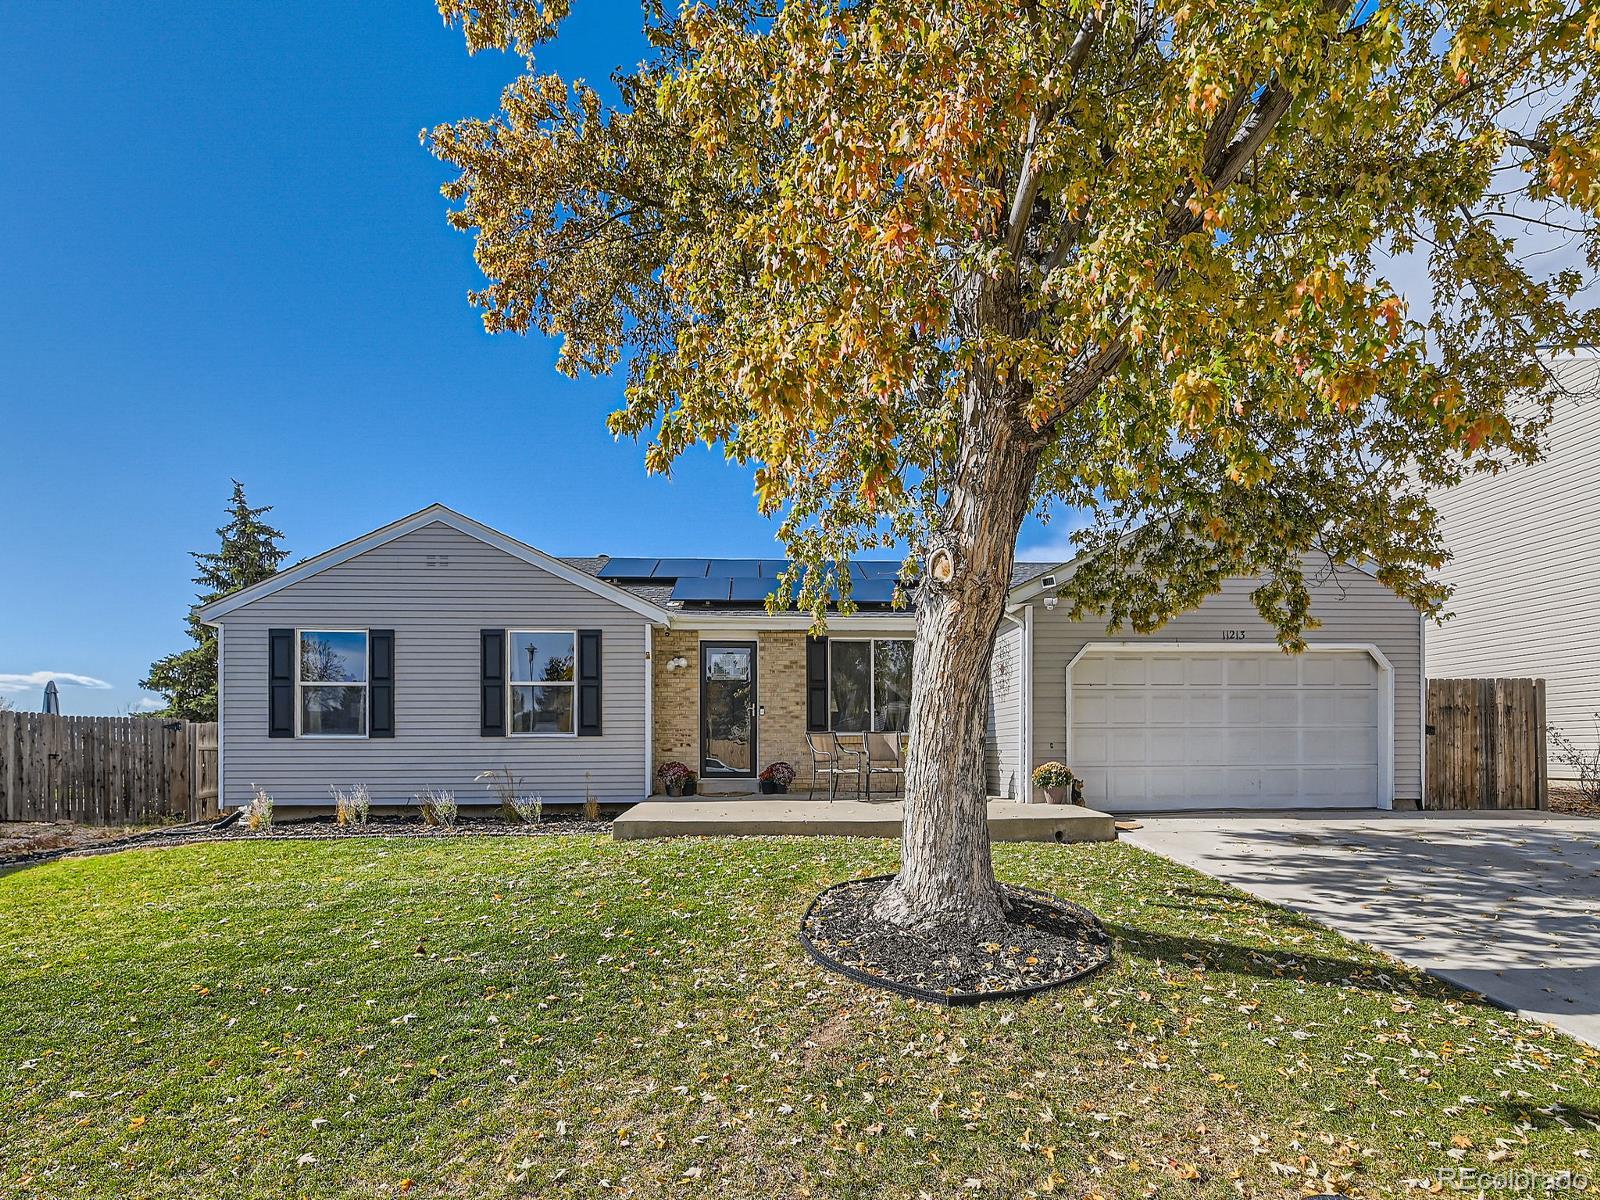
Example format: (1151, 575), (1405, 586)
(42, 680), (60, 715)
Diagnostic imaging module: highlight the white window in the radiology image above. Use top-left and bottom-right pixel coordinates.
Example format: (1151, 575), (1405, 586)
(298, 630), (368, 737)
(828, 638), (913, 732)
(508, 630), (576, 735)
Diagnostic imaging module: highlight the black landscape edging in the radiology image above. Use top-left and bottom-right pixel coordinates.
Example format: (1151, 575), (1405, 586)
(797, 873), (1112, 1006)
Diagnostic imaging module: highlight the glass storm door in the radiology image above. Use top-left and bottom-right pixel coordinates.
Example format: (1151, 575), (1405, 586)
(701, 642), (757, 778)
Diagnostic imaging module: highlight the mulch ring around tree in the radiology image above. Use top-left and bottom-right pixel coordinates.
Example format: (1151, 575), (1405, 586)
(799, 874), (1112, 1005)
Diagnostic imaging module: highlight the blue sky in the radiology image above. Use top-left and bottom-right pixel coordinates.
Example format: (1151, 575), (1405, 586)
(0, 2), (1072, 716)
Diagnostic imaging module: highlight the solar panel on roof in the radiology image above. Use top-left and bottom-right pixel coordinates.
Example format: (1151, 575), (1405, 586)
(670, 577), (732, 602)
(850, 578), (899, 604)
(728, 577), (789, 604)
(596, 557), (659, 579)
(706, 558), (762, 577)
(857, 561), (902, 580)
(652, 558), (712, 579)
(756, 559), (790, 578)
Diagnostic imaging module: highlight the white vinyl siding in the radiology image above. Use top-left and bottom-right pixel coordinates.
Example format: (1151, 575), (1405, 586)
(214, 521), (652, 807)
(1024, 560), (1422, 805)
(986, 619), (1025, 799)
(1428, 353), (1600, 779)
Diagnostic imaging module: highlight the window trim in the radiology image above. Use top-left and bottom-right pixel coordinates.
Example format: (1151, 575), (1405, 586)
(295, 628), (370, 740)
(827, 636), (914, 733)
(506, 628), (580, 739)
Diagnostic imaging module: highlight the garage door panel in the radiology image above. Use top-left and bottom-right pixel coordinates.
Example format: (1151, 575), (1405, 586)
(1073, 694), (1110, 726)
(1261, 655), (1302, 686)
(1336, 693), (1376, 723)
(1336, 656), (1377, 686)
(1225, 692), (1266, 725)
(1146, 733), (1190, 766)
(1226, 656), (1262, 685)
(1073, 656), (1108, 686)
(1069, 648), (1381, 812)
(1110, 730), (1149, 761)
(1148, 691), (1192, 724)
(1072, 730), (1109, 762)
(1148, 657), (1186, 685)
(1109, 694), (1148, 724)
(1108, 658), (1149, 686)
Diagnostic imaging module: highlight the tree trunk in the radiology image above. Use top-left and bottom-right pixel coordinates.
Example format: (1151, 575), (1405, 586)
(872, 328), (1044, 934)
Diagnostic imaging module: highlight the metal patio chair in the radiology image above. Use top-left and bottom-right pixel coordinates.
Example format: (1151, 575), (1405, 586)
(807, 731), (865, 800)
(864, 731), (905, 800)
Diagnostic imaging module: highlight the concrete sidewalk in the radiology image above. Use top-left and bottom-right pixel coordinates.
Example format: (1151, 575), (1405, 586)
(614, 798), (1117, 843)
(1123, 811), (1600, 1046)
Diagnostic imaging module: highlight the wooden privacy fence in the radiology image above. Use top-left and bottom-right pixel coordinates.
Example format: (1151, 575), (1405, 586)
(1425, 678), (1547, 810)
(0, 712), (219, 826)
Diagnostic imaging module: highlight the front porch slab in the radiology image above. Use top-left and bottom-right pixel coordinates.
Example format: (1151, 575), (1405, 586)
(612, 799), (1118, 842)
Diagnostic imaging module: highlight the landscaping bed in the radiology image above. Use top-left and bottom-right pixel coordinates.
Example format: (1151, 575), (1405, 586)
(0, 821), (168, 860)
(0, 814), (612, 871)
(1550, 785), (1600, 817)
(1, 836), (1596, 1198)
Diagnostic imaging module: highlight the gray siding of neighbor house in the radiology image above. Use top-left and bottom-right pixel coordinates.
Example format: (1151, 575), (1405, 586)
(1428, 353), (1600, 780)
(986, 618), (1025, 798)
(215, 521), (654, 807)
(1022, 560), (1424, 804)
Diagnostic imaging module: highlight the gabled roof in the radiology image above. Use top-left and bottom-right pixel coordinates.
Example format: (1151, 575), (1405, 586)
(559, 556), (1062, 616)
(195, 504), (675, 624)
(193, 501), (1065, 626)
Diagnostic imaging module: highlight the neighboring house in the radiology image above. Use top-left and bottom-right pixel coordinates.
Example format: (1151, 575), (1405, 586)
(197, 503), (1424, 813)
(1427, 350), (1600, 780)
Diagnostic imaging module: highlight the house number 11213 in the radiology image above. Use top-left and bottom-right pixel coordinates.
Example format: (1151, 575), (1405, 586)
(1221, 629), (1248, 641)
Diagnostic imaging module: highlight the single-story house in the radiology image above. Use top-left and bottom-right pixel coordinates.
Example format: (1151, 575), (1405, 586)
(195, 504), (1423, 814)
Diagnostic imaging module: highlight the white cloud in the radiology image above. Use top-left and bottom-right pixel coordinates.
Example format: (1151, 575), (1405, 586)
(1017, 511), (1095, 565)
(0, 671), (115, 694)
(130, 696), (166, 713)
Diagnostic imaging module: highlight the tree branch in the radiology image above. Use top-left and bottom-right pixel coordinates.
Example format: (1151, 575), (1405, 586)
(1004, 9), (1104, 260)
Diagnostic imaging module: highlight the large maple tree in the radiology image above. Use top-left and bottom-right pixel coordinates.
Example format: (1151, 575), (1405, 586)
(430, 0), (1598, 932)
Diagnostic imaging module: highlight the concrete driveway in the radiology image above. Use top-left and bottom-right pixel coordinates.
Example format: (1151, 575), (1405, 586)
(1122, 811), (1600, 1046)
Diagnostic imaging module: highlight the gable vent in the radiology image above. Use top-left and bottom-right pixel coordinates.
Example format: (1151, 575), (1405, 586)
(426, 554), (450, 568)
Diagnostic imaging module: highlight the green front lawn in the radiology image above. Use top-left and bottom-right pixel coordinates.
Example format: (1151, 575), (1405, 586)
(1, 836), (1594, 1198)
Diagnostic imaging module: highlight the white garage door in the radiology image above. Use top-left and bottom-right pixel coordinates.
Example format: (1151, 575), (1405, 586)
(1070, 648), (1382, 812)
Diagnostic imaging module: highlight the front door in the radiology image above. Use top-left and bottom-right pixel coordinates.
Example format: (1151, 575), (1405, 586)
(701, 641), (757, 778)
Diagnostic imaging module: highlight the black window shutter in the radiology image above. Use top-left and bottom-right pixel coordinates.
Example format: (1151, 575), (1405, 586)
(806, 636), (829, 731)
(481, 629), (506, 737)
(268, 628), (295, 738)
(576, 629), (603, 737)
(369, 630), (395, 738)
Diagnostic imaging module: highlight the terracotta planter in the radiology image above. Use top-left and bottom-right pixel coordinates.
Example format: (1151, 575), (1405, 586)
(1043, 785), (1068, 805)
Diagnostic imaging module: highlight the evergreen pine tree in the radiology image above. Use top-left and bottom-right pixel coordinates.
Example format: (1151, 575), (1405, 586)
(142, 482), (287, 721)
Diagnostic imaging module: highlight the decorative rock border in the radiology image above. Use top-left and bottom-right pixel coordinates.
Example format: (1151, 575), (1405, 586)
(798, 874), (1112, 1005)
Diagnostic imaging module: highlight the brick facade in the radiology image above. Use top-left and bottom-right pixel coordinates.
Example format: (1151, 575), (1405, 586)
(650, 628), (815, 792)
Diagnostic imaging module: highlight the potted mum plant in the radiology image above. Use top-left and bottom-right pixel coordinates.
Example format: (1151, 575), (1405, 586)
(758, 761), (796, 795)
(656, 760), (697, 797)
(1031, 761), (1080, 805)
